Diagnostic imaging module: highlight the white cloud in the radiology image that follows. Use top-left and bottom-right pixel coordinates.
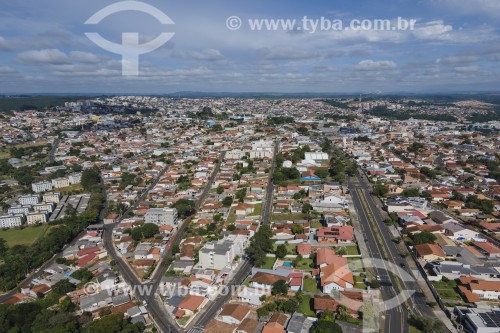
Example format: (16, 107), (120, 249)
(170, 48), (225, 61)
(355, 60), (397, 70)
(431, 0), (500, 18)
(16, 48), (69, 65)
(257, 47), (319, 60)
(0, 66), (17, 74)
(69, 51), (101, 64)
(412, 20), (453, 40)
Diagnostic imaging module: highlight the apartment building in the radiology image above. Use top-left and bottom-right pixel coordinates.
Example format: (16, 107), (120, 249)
(19, 195), (40, 206)
(68, 173), (82, 184)
(26, 212), (48, 225)
(0, 214), (24, 228)
(43, 192), (61, 204)
(32, 181), (53, 193)
(144, 208), (178, 226)
(52, 177), (70, 189)
(198, 240), (235, 270)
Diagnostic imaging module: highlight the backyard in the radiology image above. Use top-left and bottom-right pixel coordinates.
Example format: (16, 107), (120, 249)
(432, 279), (461, 301)
(262, 256), (276, 269)
(303, 277), (320, 294)
(297, 295), (315, 316)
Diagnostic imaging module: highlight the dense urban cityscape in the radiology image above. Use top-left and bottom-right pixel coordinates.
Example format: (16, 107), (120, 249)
(0, 95), (498, 333)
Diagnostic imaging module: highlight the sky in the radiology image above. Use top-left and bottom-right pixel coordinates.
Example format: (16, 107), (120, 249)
(0, 0), (499, 94)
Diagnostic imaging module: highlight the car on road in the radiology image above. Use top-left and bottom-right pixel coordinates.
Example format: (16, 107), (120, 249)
(376, 275), (381, 281)
(400, 262), (406, 268)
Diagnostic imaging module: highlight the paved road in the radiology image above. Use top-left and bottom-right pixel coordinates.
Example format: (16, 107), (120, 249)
(103, 152), (225, 333)
(48, 138), (60, 163)
(348, 174), (409, 333)
(190, 140), (279, 328)
(348, 173), (450, 333)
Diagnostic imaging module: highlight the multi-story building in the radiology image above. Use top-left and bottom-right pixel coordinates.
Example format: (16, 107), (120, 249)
(68, 173), (82, 184)
(33, 203), (54, 214)
(43, 192), (61, 204)
(32, 181), (53, 193)
(26, 212), (48, 225)
(52, 177), (70, 189)
(198, 240), (235, 270)
(7, 206), (30, 216)
(19, 195), (40, 206)
(0, 214), (24, 228)
(144, 208), (178, 226)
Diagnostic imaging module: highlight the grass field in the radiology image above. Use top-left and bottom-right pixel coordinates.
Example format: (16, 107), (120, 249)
(0, 224), (50, 246)
(298, 295), (315, 316)
(0, 141), (49, 160)
(250, 203), (262, 216)
(311, 220), (323, 228)
(272, 242), (297, 253)
(303, 277), (320, 294)
(262, 257), (276, 269)
(432, 280), (461, 301)
(57, 184), (84, 195)
(343, 245), (360, 256)
(294, 258), (314, 271)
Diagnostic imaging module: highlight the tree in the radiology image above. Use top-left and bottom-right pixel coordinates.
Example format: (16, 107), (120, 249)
(171, 244), (180, 254)
(222, 196), (233, 207)
(172, 199), (196, 218)
(81, 168), (101, 192)
(236, 188), (247, 203)
(373, 182), (389, 196)
(302, 203), (313, 214)
(319, 310), (335, 321)
(335, 247), (347, 256)
(314, 169), (329, 179)
(411, 231), (437, 245)
(65, 203), (77, 217)
(271, 280), (289, 295)
(141, 223), (159, 238)
(0, 238), (7, 257)
(52, 278), (76, 296)
(131, 228), (143, 241)
(311, 320), (342, 333)
(216, 185), (224, 194)
(336, 304), (349, 321)
(291, 224), (304, 234)
(275, 244), (288, 259)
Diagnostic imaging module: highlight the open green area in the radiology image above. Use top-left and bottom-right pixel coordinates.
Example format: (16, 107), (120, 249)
(0, 224), (50, 246)
(343, 245), (360, 256)
(294, 258), (314, 271)
(0, 141), (49, 160)
(311, 220), (323, 228)
(0, 96), (88, 111)
(271, 213), (307, 221)
(297, 295), (315, 316)
(250, 203), (262, 216)
(262, 256), (276, 269)
(303, 277), (320, 294)
(272, 242), (297, 253)
(432, 280), (461, 300)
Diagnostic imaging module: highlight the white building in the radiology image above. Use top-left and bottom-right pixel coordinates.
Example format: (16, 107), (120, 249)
(0, 214), (24, 228)
(304, 152), (329, 163)
(32, 181), (53, 193)
(19, 195), (40, 206)
(26, 212), (48, 225)
(8, 206), (30, 216)
(68, 173), (82, 185)
(43, 192), (61, 204)
(34, 203), (54, 213)
(144, 208), (178, 226)
(198, 240), (235, 270)
(52, 178), (70, 189)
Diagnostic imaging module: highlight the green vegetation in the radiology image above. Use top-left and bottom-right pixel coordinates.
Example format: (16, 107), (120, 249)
(245, 225), (274, 267)
(303, 277), (320, 293)
(297, 295), (315, 316)
(0, 168), (104, 291)
(410, 231), (437, 245)
(129, 223), (160, 241)
(271, 280), (289, 295)
(250, 203), (262, 216)
(0, 96), (85, 111)
(262, 256), (276, 269)
(172, 199), (196, 218)
(432, 279), (461, 301)
(0, 224), (50, 246)
(365, 105), (457, 122)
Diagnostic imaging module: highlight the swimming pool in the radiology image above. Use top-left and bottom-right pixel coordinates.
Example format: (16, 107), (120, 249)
(282, 261), (293, 268)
